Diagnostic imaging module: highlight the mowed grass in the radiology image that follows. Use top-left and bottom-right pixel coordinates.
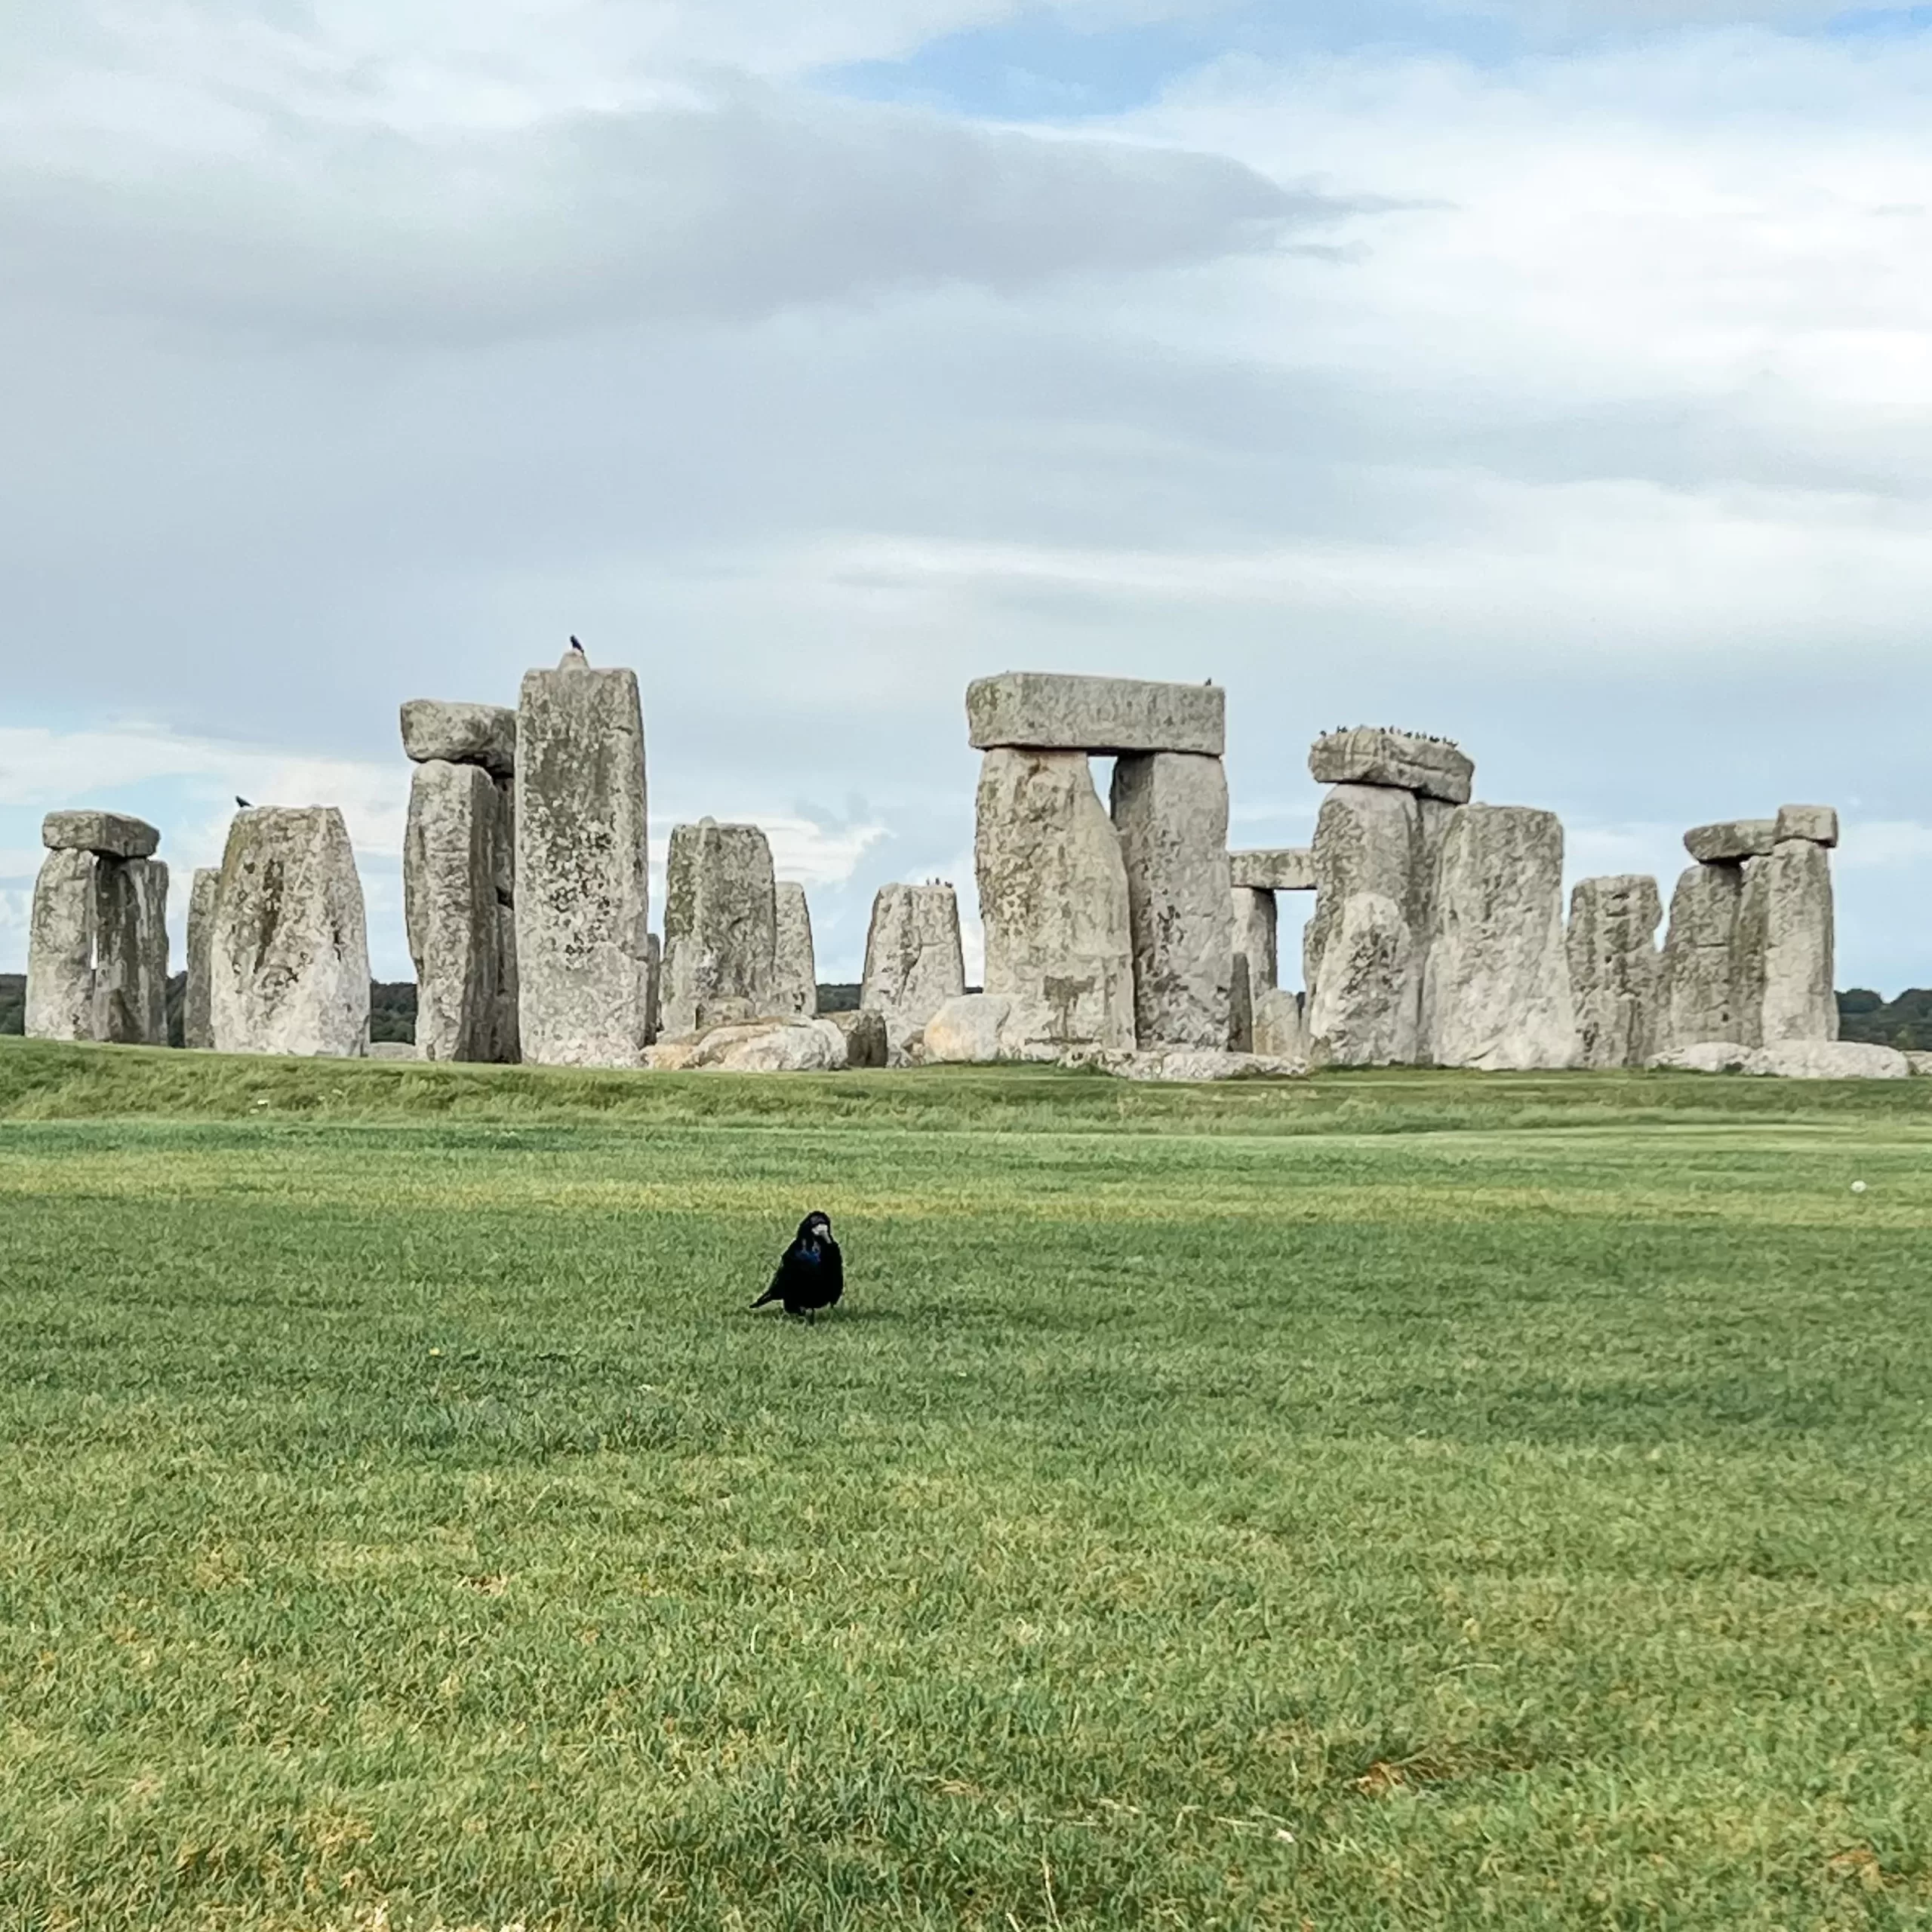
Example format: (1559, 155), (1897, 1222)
(2, 1043), (1930, 1930)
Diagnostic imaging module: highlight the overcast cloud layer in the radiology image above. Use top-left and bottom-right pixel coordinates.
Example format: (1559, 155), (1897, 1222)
(2, 0), (1928, 992)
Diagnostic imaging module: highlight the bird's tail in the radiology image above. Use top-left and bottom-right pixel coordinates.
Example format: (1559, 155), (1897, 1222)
(749, 1284), (780, 1309)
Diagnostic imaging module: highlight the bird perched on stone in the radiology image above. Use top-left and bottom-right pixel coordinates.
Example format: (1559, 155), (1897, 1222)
(568, 635), (587, 661)
(235, 795), (252, 808)
(750, 1211), (843, 1320)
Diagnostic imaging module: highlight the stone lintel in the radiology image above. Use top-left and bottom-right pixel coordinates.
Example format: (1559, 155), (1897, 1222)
(1308, 728), (1473, 805)
(1229, 848), (1315, 892)
(42, 811), (159, 860)
(967, 672), (1224, 757)
(400, 700), (518, 778)
(1774, 804), (1839, 849)
(1684, 818), (1777, 864)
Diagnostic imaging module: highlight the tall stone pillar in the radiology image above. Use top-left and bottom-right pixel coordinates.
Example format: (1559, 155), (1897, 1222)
(210, 807), (370, 1057)
(1423, 804), (1577, 1070)
(184, 867), (220, 1051)
(862, 882), (967, 1062)
(1303, 730), (1473, 1068)
(25, 849), (100, 1041)
(1567, 874), (1662, 1069)
(660, 820), (777, 1038)
(26, 813), (168, 1046)
(95, 857), (169, 1045)
(1660, 861), (1747, 1049)
(514, 657), (650, 1067)
(1109, 752), (1231, 1049)
(1761, 805), (1838, 1044)
(772, 882), (817, 1018)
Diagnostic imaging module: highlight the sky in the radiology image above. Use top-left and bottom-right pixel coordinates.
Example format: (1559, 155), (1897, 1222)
(3, 0), (1929, 992)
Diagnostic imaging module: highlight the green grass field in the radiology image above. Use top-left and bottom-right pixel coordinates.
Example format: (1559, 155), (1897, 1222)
(2, 1040), (1930, 1930)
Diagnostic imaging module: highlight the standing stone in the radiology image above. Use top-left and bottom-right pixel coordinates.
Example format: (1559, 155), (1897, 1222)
(1228, 886), (1278, 1054)
(1660, 863), (1747, 1050)
(1759, 838), (1837, 1044)
(184, 867), (220, 1051)
(515, 656), (651, 1067)
(642, 932), (661, 1045)
(1567, 875), (1663, 1069)
(660, 820), (778, 1038)
(405, 759), (502, 1063)
(773, 882), (817, 1018)
(210, 808), (370, 1057)
(1109, 752), (1232, 1050)
(862, 882), (966, 1060)
(24, 849), (99, 1041)
(1423, 805), (1577, 1071)
(1730, 857), (1770, 1049)
(1303, 784), (1429, 1066)
(975, 749), (1134, 1053)
(94, 857), (169, 1045)
(1252, 987), (1309, 1064)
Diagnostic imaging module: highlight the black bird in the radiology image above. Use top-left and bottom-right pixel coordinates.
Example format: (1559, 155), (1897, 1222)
(235, 795), (252, 808)
(750, 1211), (843, 1320)
(568, 635), (587, 661)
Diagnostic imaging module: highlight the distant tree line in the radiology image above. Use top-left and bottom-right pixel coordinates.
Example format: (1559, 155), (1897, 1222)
(1836, 989), (1932, 1051)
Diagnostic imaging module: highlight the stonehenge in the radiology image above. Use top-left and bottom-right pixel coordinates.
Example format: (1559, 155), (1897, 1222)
(1227, 849), (1312, 1054)
(861, 882), (965, 1061)
(515, 654), (651, 1067)
(210, 807), (370, 1057)
(25, 813), (169, 1045)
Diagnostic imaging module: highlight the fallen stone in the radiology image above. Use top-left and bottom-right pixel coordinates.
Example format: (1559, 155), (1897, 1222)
(1659, 863), (1749, 1050)
(24, 849), (99, 1041)
(1075, 1047), (1304, 1082)
(861, 882), (967, 1061)
(1229, 848), (1315, 892)
(1566, 874), (1662, 1069)
(921, 992), (1060, 1064)
(772, 881), (817, 1018)
(210, 807), (371, 1057)
(405, 759), (503, 1063)
(1774, 803), (1838, 848)
(1905, 1051), (1932, 1077)
(687, 1017), (848, 1072)
(94, 857), (169, 1045)
(1308, 728), (1473, 806)
(1253, 986), (1309, 1063)
(1110, 751), (1232, 1050)
(1684, 818), (1776, 864)
(968, 672), (1224, 757)
(1303, 783), (1429, 1066)
(1758, 838), (1837, 1044)
(1227, 885), (1278, 1054)
(515, 657), (651, 1066)
(643, 1038), (698, 1071)
(400, 700), (518, 779)
(975, 749), (1135, 1053)
(184, 867), (220, 1051)
(660, 820), (777, 1038)
(826, 1008), (889, 1069)
(1423, 804), (1578, 1071)
(1649, 1041), (1751, 1073)
(1744, 1039), (1909, 1080)
(42, 811), (159, 860)
(368, 1041), (419, 1060)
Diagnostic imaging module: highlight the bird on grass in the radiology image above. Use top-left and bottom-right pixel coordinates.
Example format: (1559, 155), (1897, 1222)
(750, 1211), (842, 1321)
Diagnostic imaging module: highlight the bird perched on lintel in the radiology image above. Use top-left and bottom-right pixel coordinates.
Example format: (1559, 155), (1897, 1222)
(568, 635), (587, 663)
(751, 1211), (843, 1321)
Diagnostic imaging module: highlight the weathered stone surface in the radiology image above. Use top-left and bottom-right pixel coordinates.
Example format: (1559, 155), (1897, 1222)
(184, 867), (220, 1051)
(368, 1041), (419, 1060)
(643, 1038), (697, 1071)
(41, 811), (160, 860)
(1229, 848), (1315, 892)
(862, 883), (966, 1060)
(1684, 818), (1776, 864)
(1774, 803), (1838, 848)
(827, 1008), (889, 1069)
(494, 903), (521, 1063)
(1308, 728), (1473, 806)
(660, 820), (777, 1038)
(641, 931), (660, 1046)
(94, 857), (168, 1045)
(968, 672), (1224, 756)
(921, 992), (1060, 1064)
(1730, 857), (1770, 1050)
(1660, 863), (1747, 1050)
(1110, 751), (1232, 1050)
(1906, 1051), (1932, 1078)
(1423, 805), (1578, 1071)
(1744, 1040), (1908, 1080)
(1303, 784), (1429, 1066)
(1227, 886), (1278, 1053)
(1650, 1041), (1751, 1073)
(772, 882), (817, 1018)
(1253, 987), (1309, 1064)
(1758, 838), (1836, 1044)
(405, 759), (502, 1063)
(400, 700), (518, 779)
(688, 1017), (847, 1072)
(1075, 1047), (1303, 1082)
(975, 749), (1135, 1052)
(515, 659), (651, 1066)
(1567, 874), (1662, 1069)
(210, 808), (370, 1057)
(25, 848), (98, 1041)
